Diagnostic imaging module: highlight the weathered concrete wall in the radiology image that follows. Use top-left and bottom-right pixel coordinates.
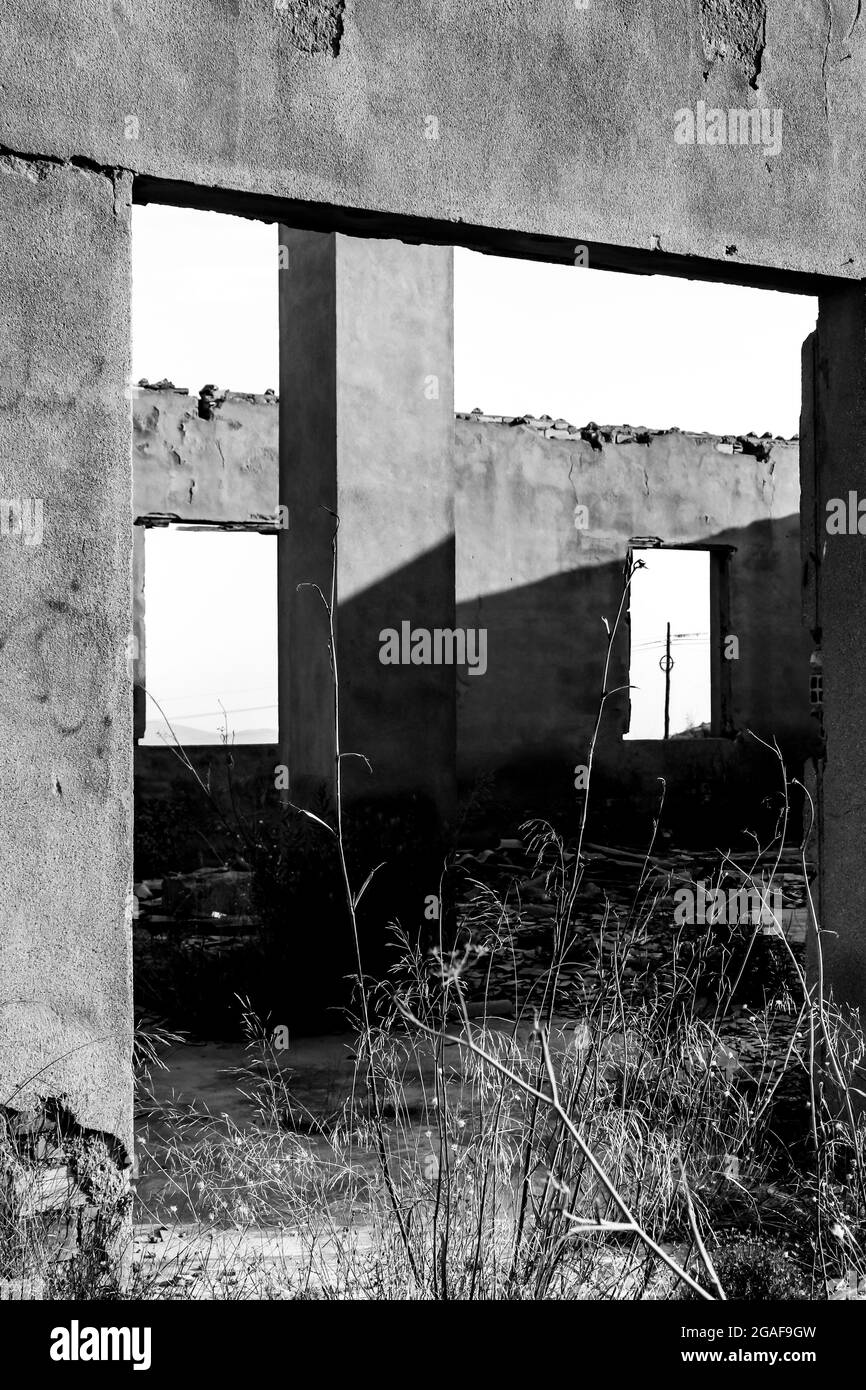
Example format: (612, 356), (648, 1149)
(1, 0), (863, 1082)
(132, 389), (815, 841)
(0, 156), (133, 1156)
(134, 385), (279, 522)
(456, 415), (817, 837)
(0, 2), (864, 282)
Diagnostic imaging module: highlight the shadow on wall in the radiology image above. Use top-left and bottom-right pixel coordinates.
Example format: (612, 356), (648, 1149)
(135, 514), (819, 872)
(132, 513), (820, 1036)
(454, 513), (820, 846)
(330, 537), (457, 812)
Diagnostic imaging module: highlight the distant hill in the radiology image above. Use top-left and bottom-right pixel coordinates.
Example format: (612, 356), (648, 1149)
(141, 722), (278, 747)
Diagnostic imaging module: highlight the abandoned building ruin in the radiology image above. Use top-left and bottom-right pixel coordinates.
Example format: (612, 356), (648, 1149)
(133, 379), (814, 845)
(0, 0), (863, 1209)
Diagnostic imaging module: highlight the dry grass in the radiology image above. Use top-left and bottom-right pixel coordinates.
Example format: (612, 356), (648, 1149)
(3, 555), (864, 1301)
(3, 826), (865, 1301)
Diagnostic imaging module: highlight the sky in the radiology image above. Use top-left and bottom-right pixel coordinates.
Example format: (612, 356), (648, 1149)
(140, 529), (278, 745)
(132, 204), (818, 744)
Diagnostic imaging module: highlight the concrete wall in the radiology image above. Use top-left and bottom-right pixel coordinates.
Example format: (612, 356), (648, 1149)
(132, 389), (815, 843)
(0, 155), (133, 1155)
(456, 416), (817, 838)
(4, 0), (865, 1144)
(1, 2), (864, 282)
(134, 386), (279, 522)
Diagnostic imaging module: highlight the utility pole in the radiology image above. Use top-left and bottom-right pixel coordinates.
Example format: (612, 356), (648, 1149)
(663, 621), (671, 741)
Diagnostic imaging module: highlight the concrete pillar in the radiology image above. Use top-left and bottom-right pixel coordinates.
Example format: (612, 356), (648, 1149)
(132, 525), (146, 742)
(810, 286), (866, 1013)
(278, 231), (455, 823)
(0, 158), (134, 1157)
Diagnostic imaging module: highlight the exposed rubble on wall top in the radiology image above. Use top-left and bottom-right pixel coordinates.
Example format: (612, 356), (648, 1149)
(136, 380), (278, 413)
(133, 384), (795, 459)
(457, 409), (796, 457)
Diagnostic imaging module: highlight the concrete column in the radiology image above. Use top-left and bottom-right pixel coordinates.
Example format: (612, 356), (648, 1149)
(132, 525), (146, 742)
(278, 231), (455, 823)
(811, 286), (866, 1012)
(0, 158), (133, 1157)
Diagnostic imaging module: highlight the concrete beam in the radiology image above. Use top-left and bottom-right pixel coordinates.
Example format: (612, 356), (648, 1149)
(3, 2), (865, 284)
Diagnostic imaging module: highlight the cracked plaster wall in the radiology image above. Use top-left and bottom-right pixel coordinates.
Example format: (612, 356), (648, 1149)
(133, 385), (279, 522)
(1, 2), (866, 277)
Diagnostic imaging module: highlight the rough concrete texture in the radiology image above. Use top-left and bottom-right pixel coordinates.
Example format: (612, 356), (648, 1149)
(275, 0), (345, 55)
(0, 158), (133, 1154)
(0, 2), (864, 280)
(134, 386), (279, 522)
(700, 0), (766, 85)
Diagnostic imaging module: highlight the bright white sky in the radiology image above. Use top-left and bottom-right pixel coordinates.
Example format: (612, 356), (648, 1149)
(132, 205), (817, 744)
(141, 529), (278, 745)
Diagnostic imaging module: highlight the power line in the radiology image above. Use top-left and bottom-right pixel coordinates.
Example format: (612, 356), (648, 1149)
(153, 703), (277, 720)
(146, 684), (276, 702)
(633, 636), (710, 650)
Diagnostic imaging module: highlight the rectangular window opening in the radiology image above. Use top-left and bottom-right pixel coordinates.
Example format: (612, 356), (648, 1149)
(625, 546), (723, 741)
(139, 525), (279, 747)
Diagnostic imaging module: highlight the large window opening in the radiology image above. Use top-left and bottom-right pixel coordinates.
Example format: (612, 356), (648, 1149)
(454, 249), (814, 436)
(132, 203), (279, 750)
(129, 186), (820, 1051)
(454, 247), (815, 803)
